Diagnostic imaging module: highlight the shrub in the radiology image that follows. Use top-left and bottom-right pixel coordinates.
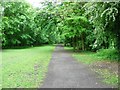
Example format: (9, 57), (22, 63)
(96, 48), (119, 60)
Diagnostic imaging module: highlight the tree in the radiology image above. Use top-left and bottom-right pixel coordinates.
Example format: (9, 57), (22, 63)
(83, 2), (120, 53)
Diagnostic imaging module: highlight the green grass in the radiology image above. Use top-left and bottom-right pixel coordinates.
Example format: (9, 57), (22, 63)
(73, 52), (101, 64)
(93, 69), (118, 85)
(64, 46), (118, 86)
(0, 51), (2, 89)
(65, 46), (101, 64)
(2, 45), (55, 88)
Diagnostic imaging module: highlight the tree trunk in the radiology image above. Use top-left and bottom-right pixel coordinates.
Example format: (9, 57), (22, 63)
(81, 34), (85, 51)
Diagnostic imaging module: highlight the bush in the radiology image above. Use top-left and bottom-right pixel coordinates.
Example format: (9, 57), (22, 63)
(96, 48), (119, 60)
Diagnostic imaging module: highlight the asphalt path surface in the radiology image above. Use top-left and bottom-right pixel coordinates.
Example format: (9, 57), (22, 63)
(40, 45), (112, 88)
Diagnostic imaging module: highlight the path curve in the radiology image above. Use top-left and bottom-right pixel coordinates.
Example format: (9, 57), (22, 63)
(40, 45), (111, 88)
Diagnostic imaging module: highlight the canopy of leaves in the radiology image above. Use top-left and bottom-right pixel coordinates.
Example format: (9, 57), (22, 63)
(1, 1), (120, 56)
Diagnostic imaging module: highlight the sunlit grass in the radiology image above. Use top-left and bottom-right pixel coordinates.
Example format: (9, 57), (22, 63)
(2, 45), (55, 88)
(65, 46), (101, 64)
(73, 52), (101, 65)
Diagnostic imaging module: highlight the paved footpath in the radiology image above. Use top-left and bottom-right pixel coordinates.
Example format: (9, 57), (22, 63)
(40, 45), (112, 88)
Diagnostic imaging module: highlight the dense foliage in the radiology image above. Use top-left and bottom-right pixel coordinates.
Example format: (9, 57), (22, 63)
(1, 2), (60, 48)
(1, 1), (119, 59)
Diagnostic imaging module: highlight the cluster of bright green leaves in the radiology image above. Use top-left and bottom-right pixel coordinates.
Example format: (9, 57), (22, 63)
(2, 2), (34, 47)
(2, 1), (60, 48)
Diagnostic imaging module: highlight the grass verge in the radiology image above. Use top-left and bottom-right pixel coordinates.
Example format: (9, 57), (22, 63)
(2, 45), (55, 88)
(0, 51), (2, 89)
(64, 46), (118, 87)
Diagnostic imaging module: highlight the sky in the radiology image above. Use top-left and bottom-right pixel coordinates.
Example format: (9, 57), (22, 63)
(26, 0), (62, 8)
(26, 0), (44, 8)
